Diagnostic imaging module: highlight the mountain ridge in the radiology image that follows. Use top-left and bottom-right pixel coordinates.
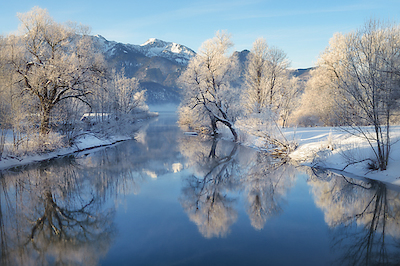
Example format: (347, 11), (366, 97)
(94, 35), (196, 66)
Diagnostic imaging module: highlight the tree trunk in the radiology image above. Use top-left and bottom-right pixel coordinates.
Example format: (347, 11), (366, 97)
(228, 123), (238, 142)
(40, 105), (52, 136)
(209, 137), (218, 158)
(207, 110), (238, 142)
(219, 119), (238, 142)
(210, 115), (218, 136)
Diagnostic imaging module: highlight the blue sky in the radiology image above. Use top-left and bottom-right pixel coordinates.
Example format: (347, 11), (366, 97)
(1, 0), (398, 68)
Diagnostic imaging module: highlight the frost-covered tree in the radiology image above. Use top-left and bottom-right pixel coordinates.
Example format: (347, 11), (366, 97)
(5, 7), (106, 136)
(276, 76), (301, 127)
(236, 38), (295, 151)
(0, 35), (37, 153)
(242, 38), (290, 114)
(266, 47), (290, 105)
(0, 36), (8, 157)
(293, 67), (344, 126)
(107, 69), (147, 117)
(178, 31), (239, 140)
(242, 38), (269, 114)
(316, 19), (400, 170)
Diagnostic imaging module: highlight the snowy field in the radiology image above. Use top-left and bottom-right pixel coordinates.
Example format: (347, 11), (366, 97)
(284, 126), (400, 186)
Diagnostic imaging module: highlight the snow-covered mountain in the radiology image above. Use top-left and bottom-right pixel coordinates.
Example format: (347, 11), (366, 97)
(94, 35), (195, 66)
(90, 35), (197, 104)
(138, 38), (195, 65)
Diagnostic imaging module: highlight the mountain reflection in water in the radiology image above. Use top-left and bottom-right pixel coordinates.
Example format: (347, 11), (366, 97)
(0, 113), (400, 265)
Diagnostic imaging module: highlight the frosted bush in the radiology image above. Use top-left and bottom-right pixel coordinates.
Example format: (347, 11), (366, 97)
(235, 110), (297, 152)
(10, 131), (66, 156)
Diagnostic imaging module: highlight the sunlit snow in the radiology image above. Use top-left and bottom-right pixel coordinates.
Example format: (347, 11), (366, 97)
(284, 126), (400, 185)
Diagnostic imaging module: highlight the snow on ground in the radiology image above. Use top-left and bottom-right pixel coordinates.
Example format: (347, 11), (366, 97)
(285, 126), (400, 186)
(197, 123), (400, 186)
(0, 134), (131, 171)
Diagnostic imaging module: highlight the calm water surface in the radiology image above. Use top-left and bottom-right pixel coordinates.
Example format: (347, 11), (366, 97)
(1, 112), (400, 266)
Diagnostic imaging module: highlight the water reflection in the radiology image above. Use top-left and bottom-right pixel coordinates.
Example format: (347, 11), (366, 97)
(0, 114), (186, 265)
(0, 158), (117, 266)
(179, 138), (239, 238)
(4, 113), (400, 265)
(243, 152), (296, 230)
(307, 168), (400, 265)
(179, 136), (296, 237)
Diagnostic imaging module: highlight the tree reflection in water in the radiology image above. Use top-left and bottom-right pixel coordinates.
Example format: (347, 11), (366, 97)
(242, 152), (296, 230)
(307, 168), (400, 265)
(179, 138), (239, 238)
(179, 136), (296, 237)
(0, 116), (185, 265)
(0, 152), (140, 266)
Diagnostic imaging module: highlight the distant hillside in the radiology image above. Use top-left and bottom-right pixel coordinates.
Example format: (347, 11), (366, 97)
(289, 67), (314, 83)
(92, 35), (195, 104)
(231, 50), (250, 88)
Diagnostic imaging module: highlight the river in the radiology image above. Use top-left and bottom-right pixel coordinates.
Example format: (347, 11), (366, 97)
(0, 112), (399, 265)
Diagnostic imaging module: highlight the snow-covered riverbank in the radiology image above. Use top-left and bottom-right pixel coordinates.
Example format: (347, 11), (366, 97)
(0, 133), (133, 171)
(285, 126), (400, 185)
(2, 118), (400, 187)
(0, 112), (158, 171)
